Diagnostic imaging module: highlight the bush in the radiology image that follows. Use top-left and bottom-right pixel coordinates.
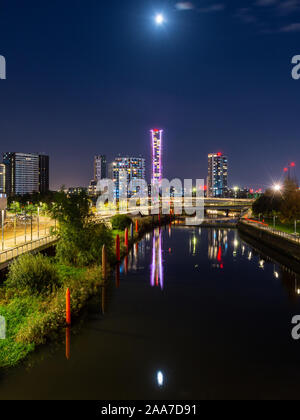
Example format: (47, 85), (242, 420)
(111, 214), (132, 231)
(6, 254), (61, 295)
(55, 222), (114, 267)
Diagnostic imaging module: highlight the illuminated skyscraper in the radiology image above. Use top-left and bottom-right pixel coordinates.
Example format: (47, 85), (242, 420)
(151, 129), (163, 185)
(3, 152), (39, 195)
(3, 153), (49, 196)
(112, 157), (146, 199)
(207, 153), (228, 198)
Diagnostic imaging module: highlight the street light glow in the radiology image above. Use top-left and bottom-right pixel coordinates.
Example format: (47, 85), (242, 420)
(273, 184), (282, 192)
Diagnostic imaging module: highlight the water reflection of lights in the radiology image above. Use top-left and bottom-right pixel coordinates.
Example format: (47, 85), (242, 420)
(274, 271), (279, 279)
(248, 251), (252, 261)
(151, 229), (164, 289)
(259, 259), (265, 269)
(208, 229), (228, 262)
(232, 232), (239, 257)
(192, 236), (197, 255)
(157, 371), (164, 387)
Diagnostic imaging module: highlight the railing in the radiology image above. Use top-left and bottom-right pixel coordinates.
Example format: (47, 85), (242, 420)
(241, 219), (300, 245)
(0, 234), (58, 265)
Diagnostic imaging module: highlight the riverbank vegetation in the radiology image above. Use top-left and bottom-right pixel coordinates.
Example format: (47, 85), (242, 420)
(0, 192), (170, 368)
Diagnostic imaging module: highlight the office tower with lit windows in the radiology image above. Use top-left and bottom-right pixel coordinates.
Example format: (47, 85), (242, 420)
(207, 153), (228, 198)
(3, 152), (41, 195)
(0, 164), (6, 194)
(151, 129), (163, 185)
(94, 155), (107, 182)
(112, 157), (146, 199)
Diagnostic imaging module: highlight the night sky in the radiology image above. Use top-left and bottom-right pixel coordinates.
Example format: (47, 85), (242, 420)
(0, 0), (299, 190)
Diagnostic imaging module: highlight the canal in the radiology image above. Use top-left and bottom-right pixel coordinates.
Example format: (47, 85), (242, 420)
(1, 226), (300, 400)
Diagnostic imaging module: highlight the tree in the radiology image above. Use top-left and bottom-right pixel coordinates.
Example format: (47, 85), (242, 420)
(280, 178), (300, 223)
(49, 191), (113, 267)
(252, 189), (282, 216)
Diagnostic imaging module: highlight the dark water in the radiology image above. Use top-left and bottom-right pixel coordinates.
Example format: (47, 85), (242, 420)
(1, 226), (300, 400)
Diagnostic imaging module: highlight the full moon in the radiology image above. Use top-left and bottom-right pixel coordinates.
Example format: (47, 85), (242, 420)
(155, 14), (164, 25)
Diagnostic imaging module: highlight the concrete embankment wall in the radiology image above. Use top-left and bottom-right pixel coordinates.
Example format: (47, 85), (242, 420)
(238, 221), (300, 263)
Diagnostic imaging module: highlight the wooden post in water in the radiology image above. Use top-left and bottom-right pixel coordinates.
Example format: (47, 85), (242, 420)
(135, 219), (139, 233)
(102, 244), (107, 280)
(66, 288), (71, 326)
(116, 234), (120, 262)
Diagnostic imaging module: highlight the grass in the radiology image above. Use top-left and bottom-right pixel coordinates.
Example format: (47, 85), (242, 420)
(259, 217), (300, 235)
(0, 215), (172, 368)
(0, 263), (102, 367)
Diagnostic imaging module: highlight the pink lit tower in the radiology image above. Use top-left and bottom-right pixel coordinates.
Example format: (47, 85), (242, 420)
(151, 129), (163, 185)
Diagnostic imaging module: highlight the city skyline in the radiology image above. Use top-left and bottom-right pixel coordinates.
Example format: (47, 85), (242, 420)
(0, 1), (299, 191)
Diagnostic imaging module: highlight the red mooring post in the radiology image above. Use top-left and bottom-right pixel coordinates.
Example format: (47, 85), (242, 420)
(116, 234), (120, 262)
(125, 227), (129, 249)
(158, 213), (161, 225)
(66, 288), (71, 326)
(135, 219), (139, 233)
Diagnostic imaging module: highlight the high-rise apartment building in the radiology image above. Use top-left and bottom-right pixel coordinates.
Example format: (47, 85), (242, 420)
(94, 155), (107, 182)
(151, 129), (163, 185)
(3, 152), (49, 196)
(207, 153), (228, 198)
(112, 157), (146, 199)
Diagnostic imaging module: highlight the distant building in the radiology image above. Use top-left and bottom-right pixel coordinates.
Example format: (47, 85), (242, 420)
(94, 155), (107, 182)
(66, 187), (88, 195)
(207, 153), (228, 198)
(88, 180), (97, 196)
(3, 153), (49, 196)
(112, 157), (146, 199)
(0, 164), (6, 194)
(226, 187), (262, 199)
(39, 154), (49, 193)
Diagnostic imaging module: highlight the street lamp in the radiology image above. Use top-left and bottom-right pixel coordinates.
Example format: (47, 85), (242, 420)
(273, 184), (282, 192)
(30, 208), (33, 242)
(1, 209), (4, 251)
(13, 202), (17, 246)
(24, 207), (27, 243)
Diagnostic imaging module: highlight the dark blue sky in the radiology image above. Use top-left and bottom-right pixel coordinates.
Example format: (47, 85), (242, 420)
(0, 0), (299, 190)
